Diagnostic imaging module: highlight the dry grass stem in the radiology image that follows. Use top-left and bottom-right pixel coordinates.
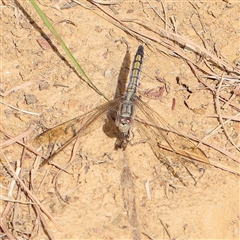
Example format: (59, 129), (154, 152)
(215, 77), (240, 151)
(0, 99), (40, 116)
(0, 153), (62, 233)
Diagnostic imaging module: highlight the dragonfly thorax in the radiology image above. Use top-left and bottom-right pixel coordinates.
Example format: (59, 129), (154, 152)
(115, 99), (135, 136)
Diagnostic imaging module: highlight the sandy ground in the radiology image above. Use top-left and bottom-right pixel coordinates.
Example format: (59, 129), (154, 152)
(1, 0), (240, 239)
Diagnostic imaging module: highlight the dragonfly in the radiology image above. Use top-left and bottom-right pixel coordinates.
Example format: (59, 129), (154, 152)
(34, 45), (209, 179)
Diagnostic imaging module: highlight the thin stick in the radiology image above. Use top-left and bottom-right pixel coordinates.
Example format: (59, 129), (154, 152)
(0, 202), (17, 240)
(145, 0), (167, 29)
(159, 218), (171, 239)
(206, 114), (240, 122)
(135, 117), (239, 164)
(0, 127), (35, 148)
(158, 0), (168, 30)
(53, 137), (80, 203)
(0, 195), (37, 204)
(0, 99), (40, 116)
(0, 128), (47, 160)
(0, 153), (62, 232)
(7, 159), (21, 198)
(158, 143), (239, 175)
(215, 76), (240, 151)
(0, 79), (45, 97)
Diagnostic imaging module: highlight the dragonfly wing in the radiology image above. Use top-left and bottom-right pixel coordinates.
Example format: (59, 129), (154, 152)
(34, 98), (120, 163)
(135, 97), (209, 164)
(135, 120), (188, 183)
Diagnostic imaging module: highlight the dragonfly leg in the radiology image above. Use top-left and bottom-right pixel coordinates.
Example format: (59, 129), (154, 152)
(115, 137), (129, 150)
(128, 129), (149, 146)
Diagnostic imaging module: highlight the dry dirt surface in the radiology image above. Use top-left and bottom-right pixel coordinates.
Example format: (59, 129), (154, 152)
(1, 0), (240, 239)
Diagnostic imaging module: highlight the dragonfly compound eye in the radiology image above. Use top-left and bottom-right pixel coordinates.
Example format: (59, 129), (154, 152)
(125, 118), (132, 125)
(119, 117), (132, 126)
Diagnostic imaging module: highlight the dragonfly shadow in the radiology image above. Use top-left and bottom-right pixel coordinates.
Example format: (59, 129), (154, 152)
(102, 47), (131, 140)
(102, 110), (119, 139)
(114, 45), (131, 98)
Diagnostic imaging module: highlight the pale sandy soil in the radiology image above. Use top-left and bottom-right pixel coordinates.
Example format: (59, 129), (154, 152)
(1, 0), (240, 239)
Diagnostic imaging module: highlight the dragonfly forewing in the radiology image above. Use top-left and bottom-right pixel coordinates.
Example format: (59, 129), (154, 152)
(34, 98), (120, 164)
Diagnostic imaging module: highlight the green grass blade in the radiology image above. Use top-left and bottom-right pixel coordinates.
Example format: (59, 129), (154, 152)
(29, 0), (109, 101)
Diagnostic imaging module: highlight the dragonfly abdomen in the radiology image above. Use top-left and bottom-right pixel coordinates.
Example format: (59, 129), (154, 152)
(116, 45), (144, 138)
(126, 45), (144, 97)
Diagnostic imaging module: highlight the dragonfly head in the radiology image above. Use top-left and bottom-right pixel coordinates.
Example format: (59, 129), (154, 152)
(115, 116), (133, 136)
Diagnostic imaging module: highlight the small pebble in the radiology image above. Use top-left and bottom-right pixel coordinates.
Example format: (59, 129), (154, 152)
(36, 38), (51, 50)
(25, 94), (37, 104)
(104, 69), (112, 79)
(233, 227), (239, 237)
(68, 99), (78, 109)
(94, 26), (103, 33)
(4, 109), (12, 118)
(39, 81), (50, 90)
